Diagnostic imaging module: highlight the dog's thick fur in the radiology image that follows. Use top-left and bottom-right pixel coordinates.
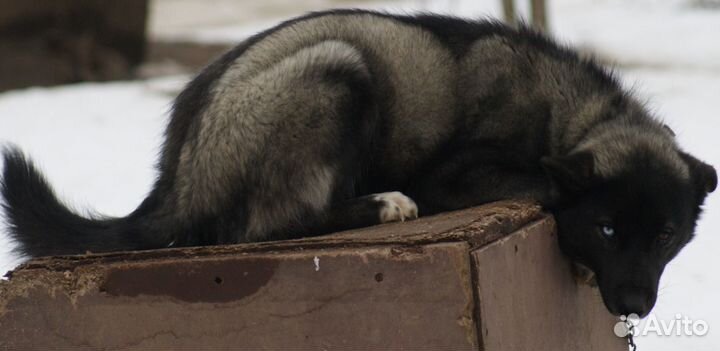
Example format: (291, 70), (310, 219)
(2, 10), (716, 316)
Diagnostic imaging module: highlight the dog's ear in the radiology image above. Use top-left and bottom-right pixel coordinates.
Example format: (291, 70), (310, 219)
(679, 152), (717, 199)
(541, 151), (595, 196)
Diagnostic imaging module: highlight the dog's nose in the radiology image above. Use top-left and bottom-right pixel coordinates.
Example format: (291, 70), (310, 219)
(617, 288), (653, 317)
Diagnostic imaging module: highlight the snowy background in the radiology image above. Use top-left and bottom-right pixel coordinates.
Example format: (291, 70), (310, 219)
(1, 0), (719, 349)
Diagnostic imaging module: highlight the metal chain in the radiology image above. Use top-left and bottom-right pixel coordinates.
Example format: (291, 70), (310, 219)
(626, 319), (637, 351)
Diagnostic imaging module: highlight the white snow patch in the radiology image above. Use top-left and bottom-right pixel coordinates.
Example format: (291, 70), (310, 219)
(0, 77), (186, 275)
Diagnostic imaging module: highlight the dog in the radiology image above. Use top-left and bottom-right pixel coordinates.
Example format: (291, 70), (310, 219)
(2, 10), (716, 317)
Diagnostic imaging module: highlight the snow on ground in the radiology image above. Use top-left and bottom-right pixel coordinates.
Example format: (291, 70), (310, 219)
(2, 0), (719, 349)
(0, 76), (187, 272)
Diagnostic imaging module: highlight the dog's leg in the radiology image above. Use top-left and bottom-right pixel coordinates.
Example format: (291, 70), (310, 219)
(290, 191), (419, 236)
(407, 153), (553, 215)
(172, 40), (378, 243)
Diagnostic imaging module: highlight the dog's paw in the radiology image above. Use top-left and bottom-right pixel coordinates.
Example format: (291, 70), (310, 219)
(374, 191), (418, 223)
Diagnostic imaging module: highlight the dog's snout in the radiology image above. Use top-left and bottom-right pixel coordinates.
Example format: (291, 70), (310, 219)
(617, 288), (655, 317)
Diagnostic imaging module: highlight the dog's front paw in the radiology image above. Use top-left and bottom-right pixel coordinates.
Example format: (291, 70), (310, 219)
(374, 191), (418, 223)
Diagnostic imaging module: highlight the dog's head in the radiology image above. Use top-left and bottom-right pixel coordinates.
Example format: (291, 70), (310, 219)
(542, 148), (716, 317)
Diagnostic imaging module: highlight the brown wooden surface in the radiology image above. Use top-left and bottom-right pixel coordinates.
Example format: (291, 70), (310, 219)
(473, 219), (625, 350)
(11, 201), (543, 273)
(0, 202), (623, 350)
(1, 243), (477, 350)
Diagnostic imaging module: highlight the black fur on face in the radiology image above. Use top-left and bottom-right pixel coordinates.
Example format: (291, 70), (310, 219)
(545, 150), (716, 317)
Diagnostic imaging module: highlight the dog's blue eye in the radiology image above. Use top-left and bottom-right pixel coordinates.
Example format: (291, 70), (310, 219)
(601, 225), (615, 237)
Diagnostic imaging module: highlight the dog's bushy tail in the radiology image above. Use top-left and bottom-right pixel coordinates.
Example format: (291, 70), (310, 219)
(1, 147), (170, 257)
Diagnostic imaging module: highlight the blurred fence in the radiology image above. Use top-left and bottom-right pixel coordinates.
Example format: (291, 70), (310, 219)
(0, 0), (148, 91)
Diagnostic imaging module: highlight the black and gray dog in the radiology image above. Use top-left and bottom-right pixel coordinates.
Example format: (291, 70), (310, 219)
(2, 10), (716, 317)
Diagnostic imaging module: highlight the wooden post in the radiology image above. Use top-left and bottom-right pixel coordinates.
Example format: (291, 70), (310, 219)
(502, 0), (517, 27)
(531, 0), (548, 31)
